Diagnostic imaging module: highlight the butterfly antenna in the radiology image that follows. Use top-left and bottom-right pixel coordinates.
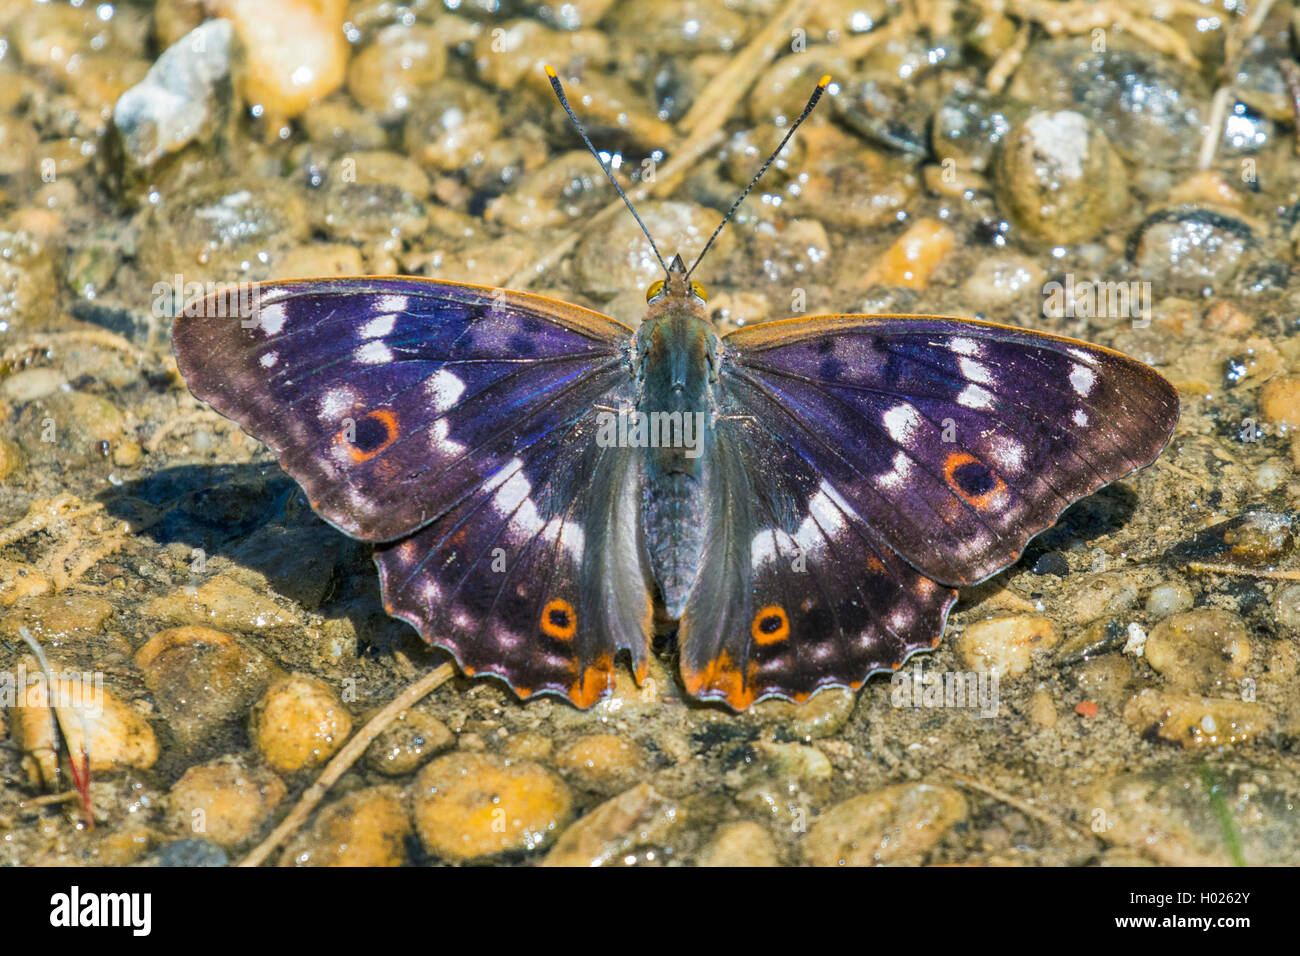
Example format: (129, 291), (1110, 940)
(545, 65), (671, 276)
(686, 74), (832, 280)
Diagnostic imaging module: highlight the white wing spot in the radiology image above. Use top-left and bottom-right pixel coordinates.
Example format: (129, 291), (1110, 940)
(991, 434), (1025, 472)
(356, 340), (393, 364)
(259, 352), (278, 368)
(883, 403), (922, 444)
(1073, 408), (1089, 426)
(360, 313), (397, 338)
(320, 386), (356, 419)
(376, 294), (408, 313)
(959, 357), (994, 385)
(258, 303), (286, 335)
(950, 336), (981, 356)
(426, 368), (466, 412)
(1070, 364), (1096, 397)
(957, 384), (995, 409)
(876, 451), (912, 490)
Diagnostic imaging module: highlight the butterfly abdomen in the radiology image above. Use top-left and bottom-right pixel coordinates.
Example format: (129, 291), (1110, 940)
(635, 312), (719, 618)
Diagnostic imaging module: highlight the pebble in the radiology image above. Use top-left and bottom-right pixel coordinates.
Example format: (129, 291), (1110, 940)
(0, 229), (60, 330)
(11, 670), (158, 785)
(217, 0), (348, 119)
(111, 20), (236, 189)
(1167, 511), (1294, 566)
(0, 592), (113, 645)
(804, 783), (967, 866)
(956, 615), (1059, 678)
(959, 253), (1044, 309)
(698, 821), (781, 866)
(1072, 656), (1136, 709)
(1275, 583), (1300, 631)
(143, 575), (300, 633)
(2, 367), (67, 403)
(1143, 610), (1251, 694)
(1009, 40), (1205, 169)
(1129, 207), (1251, 295)
(1123, 689), (1271, 748)
(413, 753), (573, 861)
(0, 116), (39, 177)
(1064, 572), (1139, 624)
(540, 782), (679, 867)
(932, 90), (1023, 173)
(166, 756), (287, 848)
(572, 201), (731, 299)
(993, 110), (1125, 246)
(299, 100), (388, 152)
(275, 242), (365, 278)
(484, 151), (607, 232)
(607, 0), (748, 52)
(1087, 765), (1300, 865)
(0, 435), (23, 481)
(313, 181), (428, 241)
(472, 21), (610, 91)
(365, 708), (454, 776)
(137, 179), (309, 285)
(795, 127), (917, 230)
(1259, 375), (1300, 430)
(502, 731), (554, 760)
(403, 79), (500, 172)
(1145, 581), (1195, 617)
(249, 674), (352, 774)
(1055, 618), (1126, 665)
(753, 740), (833, 782)
(748, 685), (856, 740)
(1028, 689), (1058, 728)
(135, 626), (279, 752)
(556, 734), (648, 792)
(0, 560), (51, 607)
(15, 391), (128, 466)
(862, 218), (954, 289)
(281, 785), (410, 866)
(347, 23), (446, 120)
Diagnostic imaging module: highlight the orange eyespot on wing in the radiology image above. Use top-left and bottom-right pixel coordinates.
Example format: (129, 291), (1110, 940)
(540, 598), (577, 640)
(750, 605), (790, 645)
(942, 451), (1005, 509)
(339, 409), (400, 463)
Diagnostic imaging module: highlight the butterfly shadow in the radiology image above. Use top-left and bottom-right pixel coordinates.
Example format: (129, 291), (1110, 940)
(99, 463), (426, 660)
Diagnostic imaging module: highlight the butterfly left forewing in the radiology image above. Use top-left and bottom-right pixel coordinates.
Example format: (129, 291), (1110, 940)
(721, 315), (1179, 586)
(174, 277), (633, 542)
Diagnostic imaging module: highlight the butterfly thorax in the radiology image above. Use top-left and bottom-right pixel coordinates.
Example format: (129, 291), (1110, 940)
(633, 281), (719, 619)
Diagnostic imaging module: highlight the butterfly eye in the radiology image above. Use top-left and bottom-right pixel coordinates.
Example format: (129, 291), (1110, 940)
(691, 281), (708, 302)
(645, 280), (665, 302)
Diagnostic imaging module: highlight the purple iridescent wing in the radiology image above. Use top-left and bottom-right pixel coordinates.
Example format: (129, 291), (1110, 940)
(174, 277), (631, 541)
(721, 315), (1180, 587)
(676, 424), (958, 709)
(674, 313), (1177, 708)
(174, 277), (653, 706)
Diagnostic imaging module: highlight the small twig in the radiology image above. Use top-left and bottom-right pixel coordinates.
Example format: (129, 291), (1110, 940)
(505, 0), (814, 290)
(986, 23), (1032, 94)
(1185, 562), (1300, 581)
(1198, 0), (1278, 171)
(1278, 60), (1300, 157)
(948, 774), (1098, 845)
(238, 662), (457, 867)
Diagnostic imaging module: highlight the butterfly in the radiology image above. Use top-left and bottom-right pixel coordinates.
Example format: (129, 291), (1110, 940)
(172, 71), (1179, 710)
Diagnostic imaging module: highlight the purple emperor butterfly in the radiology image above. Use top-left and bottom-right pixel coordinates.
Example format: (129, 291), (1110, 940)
(173, 72), (1179, 709)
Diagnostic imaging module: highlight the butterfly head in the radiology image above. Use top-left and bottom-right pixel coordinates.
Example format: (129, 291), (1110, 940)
(646, 254), (707, 309)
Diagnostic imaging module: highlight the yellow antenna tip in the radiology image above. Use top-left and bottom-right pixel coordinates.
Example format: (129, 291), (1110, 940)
(818, 74), (832, 88)
(544, 64), (557, 78)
